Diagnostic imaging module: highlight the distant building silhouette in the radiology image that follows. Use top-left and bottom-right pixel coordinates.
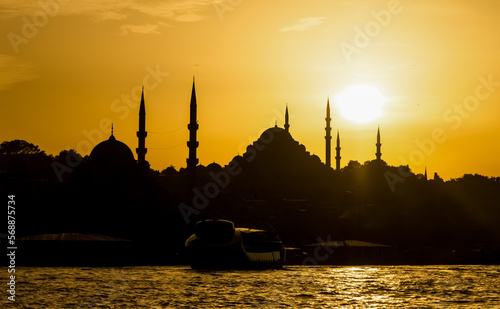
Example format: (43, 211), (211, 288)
(325, 97), (331, 169)
(335, 130), (341, 171)
(376, 125), (382, 162)
(187, 77), (199, 188)
(136, 87), (149, 170)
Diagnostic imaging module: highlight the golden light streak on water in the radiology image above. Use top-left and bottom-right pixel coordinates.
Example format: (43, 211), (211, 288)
(4, 265), (500, 308)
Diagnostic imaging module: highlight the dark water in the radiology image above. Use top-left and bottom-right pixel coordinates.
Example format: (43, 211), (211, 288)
(4, 265), (500, 308)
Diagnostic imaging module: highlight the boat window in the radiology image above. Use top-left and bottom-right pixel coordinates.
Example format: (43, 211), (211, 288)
(194, 220), (235, 241)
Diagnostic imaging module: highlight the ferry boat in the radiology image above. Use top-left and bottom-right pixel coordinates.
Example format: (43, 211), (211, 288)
(184, 219), (286, 270)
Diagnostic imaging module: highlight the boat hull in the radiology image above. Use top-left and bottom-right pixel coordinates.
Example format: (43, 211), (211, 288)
(185, 220), (285, 270)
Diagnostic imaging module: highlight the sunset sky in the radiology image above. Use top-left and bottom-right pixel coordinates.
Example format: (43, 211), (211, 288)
(1, 0), (500, 179)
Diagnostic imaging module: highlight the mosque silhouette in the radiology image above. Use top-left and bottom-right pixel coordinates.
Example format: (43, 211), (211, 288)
(78, 78), (395, 249)
(90, 78), (384, 181)
(5, 78), (500, 266)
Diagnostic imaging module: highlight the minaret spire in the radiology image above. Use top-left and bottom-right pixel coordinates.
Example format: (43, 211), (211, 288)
(335, 129), (341, 171)
(376, 125), (382, 162)
(136, 86), (149, 170)
(284, 104), (290, 133)
(325, 97), (332, 168)
(187, 77), (199, 178)
(110, 123), (115, 140)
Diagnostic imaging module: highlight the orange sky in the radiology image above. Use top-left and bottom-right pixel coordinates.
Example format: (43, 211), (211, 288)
(1, 0), (500, 179)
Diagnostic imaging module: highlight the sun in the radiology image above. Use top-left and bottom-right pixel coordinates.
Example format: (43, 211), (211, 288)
(335, 85), (386, 123)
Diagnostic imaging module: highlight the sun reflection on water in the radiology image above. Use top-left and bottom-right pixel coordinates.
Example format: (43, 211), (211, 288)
(10, 265), (500, 308)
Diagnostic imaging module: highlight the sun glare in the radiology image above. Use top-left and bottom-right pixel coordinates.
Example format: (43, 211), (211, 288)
(335, 85), (386, 123)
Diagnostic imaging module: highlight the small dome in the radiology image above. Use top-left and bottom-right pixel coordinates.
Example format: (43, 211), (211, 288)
(207, 162), (223, 171)
(89, 134), (135, 166)
(310, 154), (321, 163)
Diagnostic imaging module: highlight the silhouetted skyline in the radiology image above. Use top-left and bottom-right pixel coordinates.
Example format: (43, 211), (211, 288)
(1, 78), (499, 268)
(72, 80), (389, 175)
(2, 1), (500, 179)
(0, 77), (492, 182)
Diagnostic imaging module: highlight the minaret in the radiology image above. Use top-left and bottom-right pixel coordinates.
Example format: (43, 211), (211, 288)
(376, 125), (382, 161)
(335, 130), (341, 171)
(136, 86), (148, 169)
(325, 97), (332, 168)
(284, 104), (290, 133)
(187, 77), (199, 173)
(424, 167), (428, 181)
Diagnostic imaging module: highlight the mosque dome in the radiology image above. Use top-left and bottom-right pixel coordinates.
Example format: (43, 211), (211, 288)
(258, 125), (293, 144)
(310, 154), (322, 164)
(207, 162), (223, 172)
(89, 134), (135, 166)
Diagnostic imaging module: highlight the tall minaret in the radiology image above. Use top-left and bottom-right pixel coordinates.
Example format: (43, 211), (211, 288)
(376, 125), (382, 161)
(284, 104), (290, 133)
(335, 130), (341, 171)
(136, 86), (148, 169)
(325, 97), (332, 168)
(187, 77), (199, 172)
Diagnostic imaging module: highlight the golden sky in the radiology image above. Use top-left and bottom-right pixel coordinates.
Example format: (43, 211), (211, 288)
(1, 0), (500, 179)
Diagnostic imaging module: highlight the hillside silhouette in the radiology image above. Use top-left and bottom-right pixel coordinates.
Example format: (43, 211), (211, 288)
(2, 137), (499, 265)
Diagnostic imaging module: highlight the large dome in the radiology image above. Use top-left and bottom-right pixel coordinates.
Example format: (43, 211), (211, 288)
(89, 134), (135, 166)
(229, 124), (329, 186)
(258, 126), (292, 144)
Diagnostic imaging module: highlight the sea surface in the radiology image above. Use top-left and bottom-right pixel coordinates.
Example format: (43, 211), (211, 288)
(4, 265), (500, 308)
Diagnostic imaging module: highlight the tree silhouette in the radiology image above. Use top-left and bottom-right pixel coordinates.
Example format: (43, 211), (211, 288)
(55, 149), (82, 163)
(0, 139), (45, 155)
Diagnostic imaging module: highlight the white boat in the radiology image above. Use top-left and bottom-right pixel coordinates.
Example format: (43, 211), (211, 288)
(185, 219), (286, 270)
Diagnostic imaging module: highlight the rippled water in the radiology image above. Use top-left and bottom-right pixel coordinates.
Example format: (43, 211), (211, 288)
(4, 265), (500, 308)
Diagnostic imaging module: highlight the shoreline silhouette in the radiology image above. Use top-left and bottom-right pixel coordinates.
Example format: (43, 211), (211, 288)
(1, 83), (499, 267)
